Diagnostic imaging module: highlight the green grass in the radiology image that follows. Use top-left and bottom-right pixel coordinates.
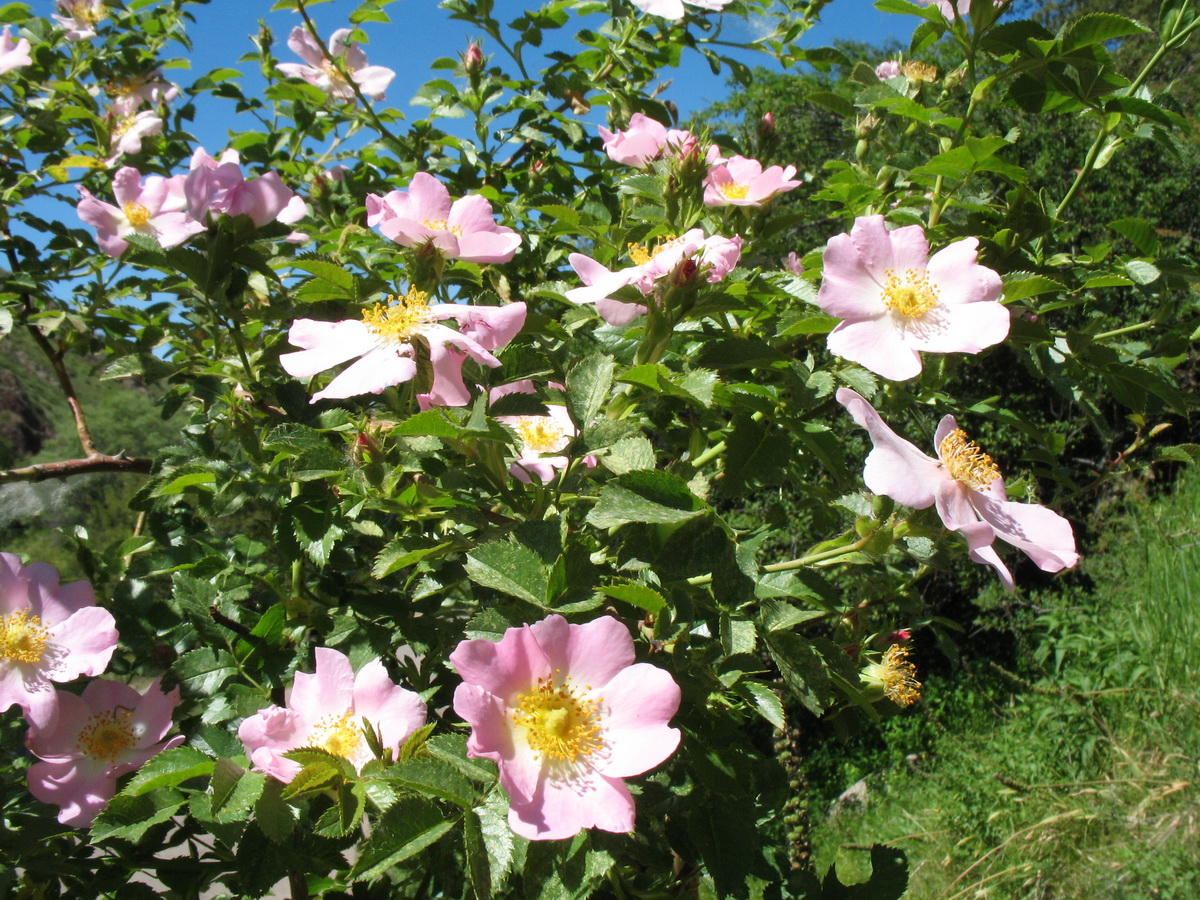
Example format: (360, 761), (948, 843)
(806, 467), (1200, 898)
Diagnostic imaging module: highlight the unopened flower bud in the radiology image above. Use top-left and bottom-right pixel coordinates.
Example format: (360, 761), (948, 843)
(674, 258), (699, 286)
(464, 42), (483, 73)
(759, 111), (775, 138)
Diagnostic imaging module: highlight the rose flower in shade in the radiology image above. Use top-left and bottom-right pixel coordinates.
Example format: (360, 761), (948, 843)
(281, 289), (526, 405)
(77, 167), (204, 257)
(25, 678), (182, 827)
(702, 155), (801, 207)
(367, 173), (521, 264)
(0, 27), (32, 75)
(450, 614), (681, 840)
(238, 647), (426, 783)
(490, 381), (597, 484)
(836, 388), (1079, 591)
(277, 26), (396, 102)
(184, 147), (308, 228)
(817, 215), (1008, 381)
(0, 553), (118, 730)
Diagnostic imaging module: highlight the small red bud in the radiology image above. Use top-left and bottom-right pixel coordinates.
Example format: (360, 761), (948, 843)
(760, 111), (775, 136)
(465, 42), (483, 73)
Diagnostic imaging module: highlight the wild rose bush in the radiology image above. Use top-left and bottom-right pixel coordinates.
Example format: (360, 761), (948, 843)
(0, 0), (1197, 897)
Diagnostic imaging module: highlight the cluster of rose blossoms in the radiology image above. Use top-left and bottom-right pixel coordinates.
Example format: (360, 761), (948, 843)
(0, 552), (181, 827)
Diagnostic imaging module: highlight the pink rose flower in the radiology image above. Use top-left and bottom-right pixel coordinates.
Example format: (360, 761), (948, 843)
(490, 381), (597, 483)
(184, 147), (307, 227)
(450, 614), (681, 840)
(108, 72), (178, 119)
(108, 110), (162, 158)
(783, 251), (804, 276)
(77, 167), (204, 257)
(566, 229), (741, 325)
(817, 215), (1008, 381)
(836, 388), (1079, 591)
(281, 288), (526, 405)
(25, 678), (182, 827)
(277, 26), (396, 102)
(596, 113), (697, 168)
(367, 172), (521, 264)
(630, 0), (733, 17)
(919, 0), (971, 17)
(238, 647), (426, 783)
(0, 553), (118, 730)
(702, 155), (801, 207)
(875, 60), (903, 80)
(53, 0), (106, 41)
(0, 27), (32, 75)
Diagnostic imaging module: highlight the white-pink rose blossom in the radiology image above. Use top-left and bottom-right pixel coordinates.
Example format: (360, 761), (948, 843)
(0, 27), (32, 75)
(836, 388), (1079, 591)
(77, 167), (204, 257)
(277, 26), (396, 102)
(817, 215), (1008, 381)
(630, 0), (733, 18)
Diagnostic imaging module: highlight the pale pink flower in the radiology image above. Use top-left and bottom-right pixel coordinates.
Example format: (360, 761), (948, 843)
(919, 0), (971, 17)
(77, 167), (204, 257)
(184, 147), (307, 227)
(109, 73), (178, 119)
(0, 553), (118, 730)
(281, 289), (527, 405)
(596, 113), (697, 168)
(836, 388), (1079, 591)
(818, 215), (1008, 381)
(0, 27), (32, 75)
(108, 110), (162, 158)
(238, 647), (425, 783)
(25, 678), (182, 827)
(53, 0), (106, 41)
(490, 381), (597, 483)
(277, 26), (395, 102)
(703, 155), (801, 207)
(783, 251), (804, 276)
(875, 60), (903, 80)
(450, 614), (681, 840)
(367, 173), (521, 264)
(630, 0), (733, 18)
(566, 229), (742, 325)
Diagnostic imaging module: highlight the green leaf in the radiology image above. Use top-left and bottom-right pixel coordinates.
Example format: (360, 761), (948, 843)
(254, 777), (296, 843)
(735, 681), (786, 729)
(315, 779), (367, 838)
(1061, 13), (1151, 52)
(1109, 217), (1160, 256)
(373, 540), (454, 579)
(348, 798), (454, 882)
(764, 631), (836, 715)
(1001, 272), (1068, 303)
(463, 809), (492, 900)
(386, 758), (477, 808)
(171, 648), (237, 694)
(601, 435), (656, 476)
(210, 759), (267, 823)
(465, 541), (549, 606)
(91, 790), (185, 843)
(121, 747), (214, 797)
(596, 581), (666, 614)
(686, 794), (758, 898)
(586, 470), (707, 528)
(567, 353), (615, 428)
(425, 734), (497, 783)
(282, 761), (345, 800)
(818, 844), (908, 898)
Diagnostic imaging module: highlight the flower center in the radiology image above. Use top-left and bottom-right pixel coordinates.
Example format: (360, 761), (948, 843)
(77, 709), (135, 763)
(628, 233), (680, 266)
(123, 202), (152, 227)
(320, 59), (348, 84)
(361, 288), (431, 343)
(0, 609), (49, 665)
(514, 416), (570, 454)
(421, 218), (463, 236)
(512, 674), (602, 764)
(871, 644), (922, 708)
(308, 710), (370, 768)
(718, 182), (750, 200)
(903, 60), (938, 82)
(939, 427), (1000, 491)
(881, 268), (939, 318)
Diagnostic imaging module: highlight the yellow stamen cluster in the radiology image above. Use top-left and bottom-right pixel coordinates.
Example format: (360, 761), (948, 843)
(881, 267), (939, 318)
(79, 2), (107, 25)
(903, 60), (938, 82)
(361, 288), (431, 342)
(877, 644), (922, 707)
(0, 609), (49, 665)
(77, 709), (135, 763)
(627, 233), (680, 266)
(512, 673), (602, 764)
(514, 416), (570, 454)
(718, 182), (750, 201)
(123, 202), (151, 227)
(422, 218), (463, 236)
(939, 427), (1001, 491)
(320, 59), (348, 84)
(308, 710), (368, 767)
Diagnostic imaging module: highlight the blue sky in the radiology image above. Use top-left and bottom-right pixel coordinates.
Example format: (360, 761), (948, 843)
(174, 0), (913, 151)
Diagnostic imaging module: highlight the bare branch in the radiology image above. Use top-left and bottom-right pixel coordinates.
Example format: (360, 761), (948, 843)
(0, 454), (153, 484)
